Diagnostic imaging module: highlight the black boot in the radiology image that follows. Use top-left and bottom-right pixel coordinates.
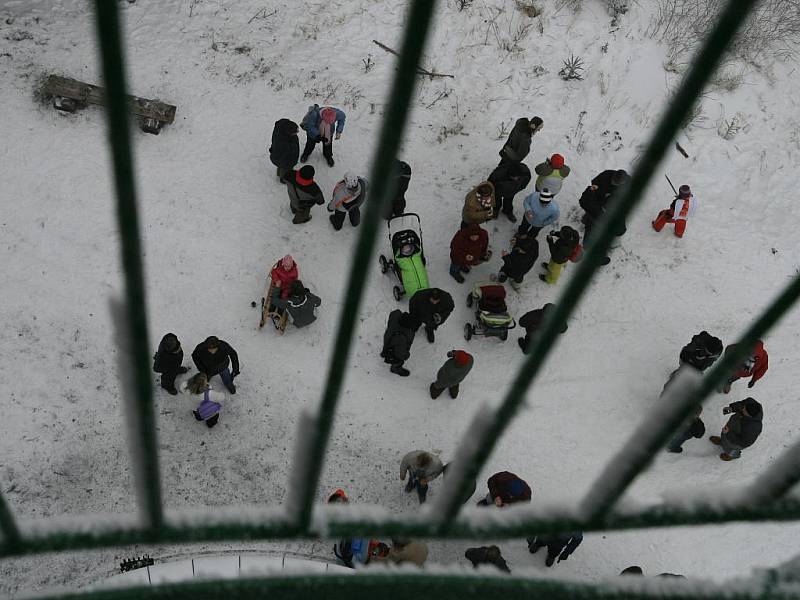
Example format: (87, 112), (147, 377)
(426, 328), (435, 343)
(390, 364), (410, 377)
(430, 383), (444, 399)
(449, 384), (459, 399)
(162, 384), (178, 396)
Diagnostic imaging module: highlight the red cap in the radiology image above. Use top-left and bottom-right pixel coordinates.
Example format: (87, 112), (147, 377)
(550, 153), (565, 169)
(453, 350), (472, 366)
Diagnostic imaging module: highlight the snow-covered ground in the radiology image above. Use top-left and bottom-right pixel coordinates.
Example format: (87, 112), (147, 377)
(1, 0), (800, 595)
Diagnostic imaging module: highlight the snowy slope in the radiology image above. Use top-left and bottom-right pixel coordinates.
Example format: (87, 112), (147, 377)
(1, 0), (800, 595)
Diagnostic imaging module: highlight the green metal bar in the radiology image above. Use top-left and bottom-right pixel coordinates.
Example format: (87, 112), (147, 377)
(743, 436), (800, 504)
(433, 0), (760, 527)
(92, 0), (163, 529)
(18, 572), (795, 600)
(290, 0), (437, 530)
(0, 493), (21, 549)
(581, 276), (800, 522)
(6, 491), (800, 558)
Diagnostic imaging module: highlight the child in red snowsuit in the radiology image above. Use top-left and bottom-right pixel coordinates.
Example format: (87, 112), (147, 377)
(718, 340), (769, 394)
(652, 184), (697, 238)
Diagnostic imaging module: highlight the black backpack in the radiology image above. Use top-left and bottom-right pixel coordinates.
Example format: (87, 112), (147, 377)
(333, 538), (354, 568)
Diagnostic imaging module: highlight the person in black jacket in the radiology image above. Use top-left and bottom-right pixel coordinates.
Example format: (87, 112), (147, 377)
(285, 165), (325, 224)
(666, 406), (705, 453)
(661, 331), (723, 396)
(384, 159), (412, 219)
(540, 225), (581, 284)
(380, 311), (418, 377)
(527, 532), (583, 567)
(191, 336), (240, 394)
(488, 161), (531, 222)
(710, 397), (763, 460)
(499, 116), (543, 164)
(268, 119), (300, 183)
(579, 169), (629, 265)
(152, 333), (189, 395)
(408, 288), (454, 343)
(465, 545), (511, 573)
(498, 233), (538, 291)
(517, 303), (568, 354)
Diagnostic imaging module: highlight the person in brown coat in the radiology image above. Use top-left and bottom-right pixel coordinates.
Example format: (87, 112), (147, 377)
(386, 539), (429, 567)
(461, 182), (495, 227)
(449, 224), (490, 283)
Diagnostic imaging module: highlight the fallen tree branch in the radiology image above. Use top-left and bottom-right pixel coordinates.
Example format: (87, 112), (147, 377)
(248, 7), (278, 24)
(372, 39), (455, 79)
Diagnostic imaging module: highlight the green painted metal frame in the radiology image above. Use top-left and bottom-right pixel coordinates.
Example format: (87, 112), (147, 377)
(4, 0), (799, 597)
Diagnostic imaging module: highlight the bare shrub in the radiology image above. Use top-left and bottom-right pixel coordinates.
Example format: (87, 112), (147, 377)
(515, 0), (542, 17)
(559, 54), (585, 80)
(649, 0), (800, 69)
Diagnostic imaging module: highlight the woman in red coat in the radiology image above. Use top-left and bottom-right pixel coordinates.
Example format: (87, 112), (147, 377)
(449, 224), (490, 283)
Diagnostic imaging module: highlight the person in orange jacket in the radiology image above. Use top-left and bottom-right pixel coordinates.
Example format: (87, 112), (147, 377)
(718, 340), (768, 394)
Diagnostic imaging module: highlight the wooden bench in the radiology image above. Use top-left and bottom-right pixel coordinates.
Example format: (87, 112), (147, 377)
(41, 74), (177, 135)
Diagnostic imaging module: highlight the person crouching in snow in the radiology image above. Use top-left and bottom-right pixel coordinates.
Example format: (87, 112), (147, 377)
(652, 184), (697, 238)
(429, 350), (474, 399)
(400, 450), (444, 504)
(380, 310), (418, 377)
(498, 233), (538, 291)
(449, 224), (490, 284)
(261, 255), (299, 329)
(184, 373), (222, 428)
(534, 153), (570, 196)
(270, 280), (322, 331)
(540, 225), (581, 284)
(328, 171), (368, 230)
(718, 340), (768, 394)
(476, 471), (532, 506)
(710, 397), (763, 461)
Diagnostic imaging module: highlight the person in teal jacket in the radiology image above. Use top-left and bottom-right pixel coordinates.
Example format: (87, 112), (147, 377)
(517, 189), (560, 238)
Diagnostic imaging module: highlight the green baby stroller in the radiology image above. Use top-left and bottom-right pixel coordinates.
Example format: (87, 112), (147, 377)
(379, 213), (429, 301)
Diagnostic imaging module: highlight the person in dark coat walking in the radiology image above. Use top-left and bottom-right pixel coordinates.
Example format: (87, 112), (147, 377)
(527, 532), (583, 567)
(465, 546), (511, 573)
(477, 471), (532, 506)
(430, 350), (474, 399)
(488, 161), (531, 222)
(517, 303), (568, 354)
(384, 159), (412, 219)
(270, 280), (322, 330)
(191, 336), (240, 394)
(153, 333), (189, 395)
(718, 340), (769, 394)
(666, 406), (705, 453)
(380, 310), (418, 377)
(579, 169), (629, 264)
(710, 397), (763, 460)
(661, 331), (723, 396)
(499, 116), (544, 164)
(285, 165), (325, 224)
(540, 225), (581, 284)
(498, 233), (538, 291)
(409, 288), (454, 343)
(449, 224), (490, 283)
(268, 118), (300, 183)
(299, 104), (346, 167)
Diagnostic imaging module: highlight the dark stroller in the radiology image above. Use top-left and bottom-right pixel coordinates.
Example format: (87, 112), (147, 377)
(464, 283), (516, 341)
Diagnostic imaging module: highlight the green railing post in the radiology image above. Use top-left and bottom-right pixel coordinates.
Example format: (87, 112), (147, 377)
(288, 0), (437, 530)
(92, 0), (163, 530)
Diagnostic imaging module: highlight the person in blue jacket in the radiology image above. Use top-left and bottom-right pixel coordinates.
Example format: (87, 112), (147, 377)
(517, 187), (559, 238)
(299, 104), (346, 167)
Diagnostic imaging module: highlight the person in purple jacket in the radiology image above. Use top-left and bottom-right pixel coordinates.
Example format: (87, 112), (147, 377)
(184, 373), (222, 428)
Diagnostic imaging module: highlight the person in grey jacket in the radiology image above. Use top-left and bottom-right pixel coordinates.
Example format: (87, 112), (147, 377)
(710, 397), (763, 460)
(400, 450), (444, 504)
(285, 165), (324, 224)
(499, 116), (543, 164)
(430, 350), (474, 399)
(328, 172), (367, 230)
(270, 280), (321, 329)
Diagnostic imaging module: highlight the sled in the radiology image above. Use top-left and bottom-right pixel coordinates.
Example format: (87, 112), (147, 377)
(41, 74), (177, 135)
(259, 278), (288, 334)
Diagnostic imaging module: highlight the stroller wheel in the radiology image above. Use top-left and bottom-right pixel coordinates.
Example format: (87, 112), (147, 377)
(393, 285), (404, 301)
(500, 330), (508, 341)
(379, 254), (389, 274)
(466, 293), (474, 308)
(464, 323), (473, 341)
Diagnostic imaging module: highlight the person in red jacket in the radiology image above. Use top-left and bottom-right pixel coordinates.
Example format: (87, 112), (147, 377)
(718, 340), (768, 394)
(476, 471), (532, 507)
(449, 224), (490, 283)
